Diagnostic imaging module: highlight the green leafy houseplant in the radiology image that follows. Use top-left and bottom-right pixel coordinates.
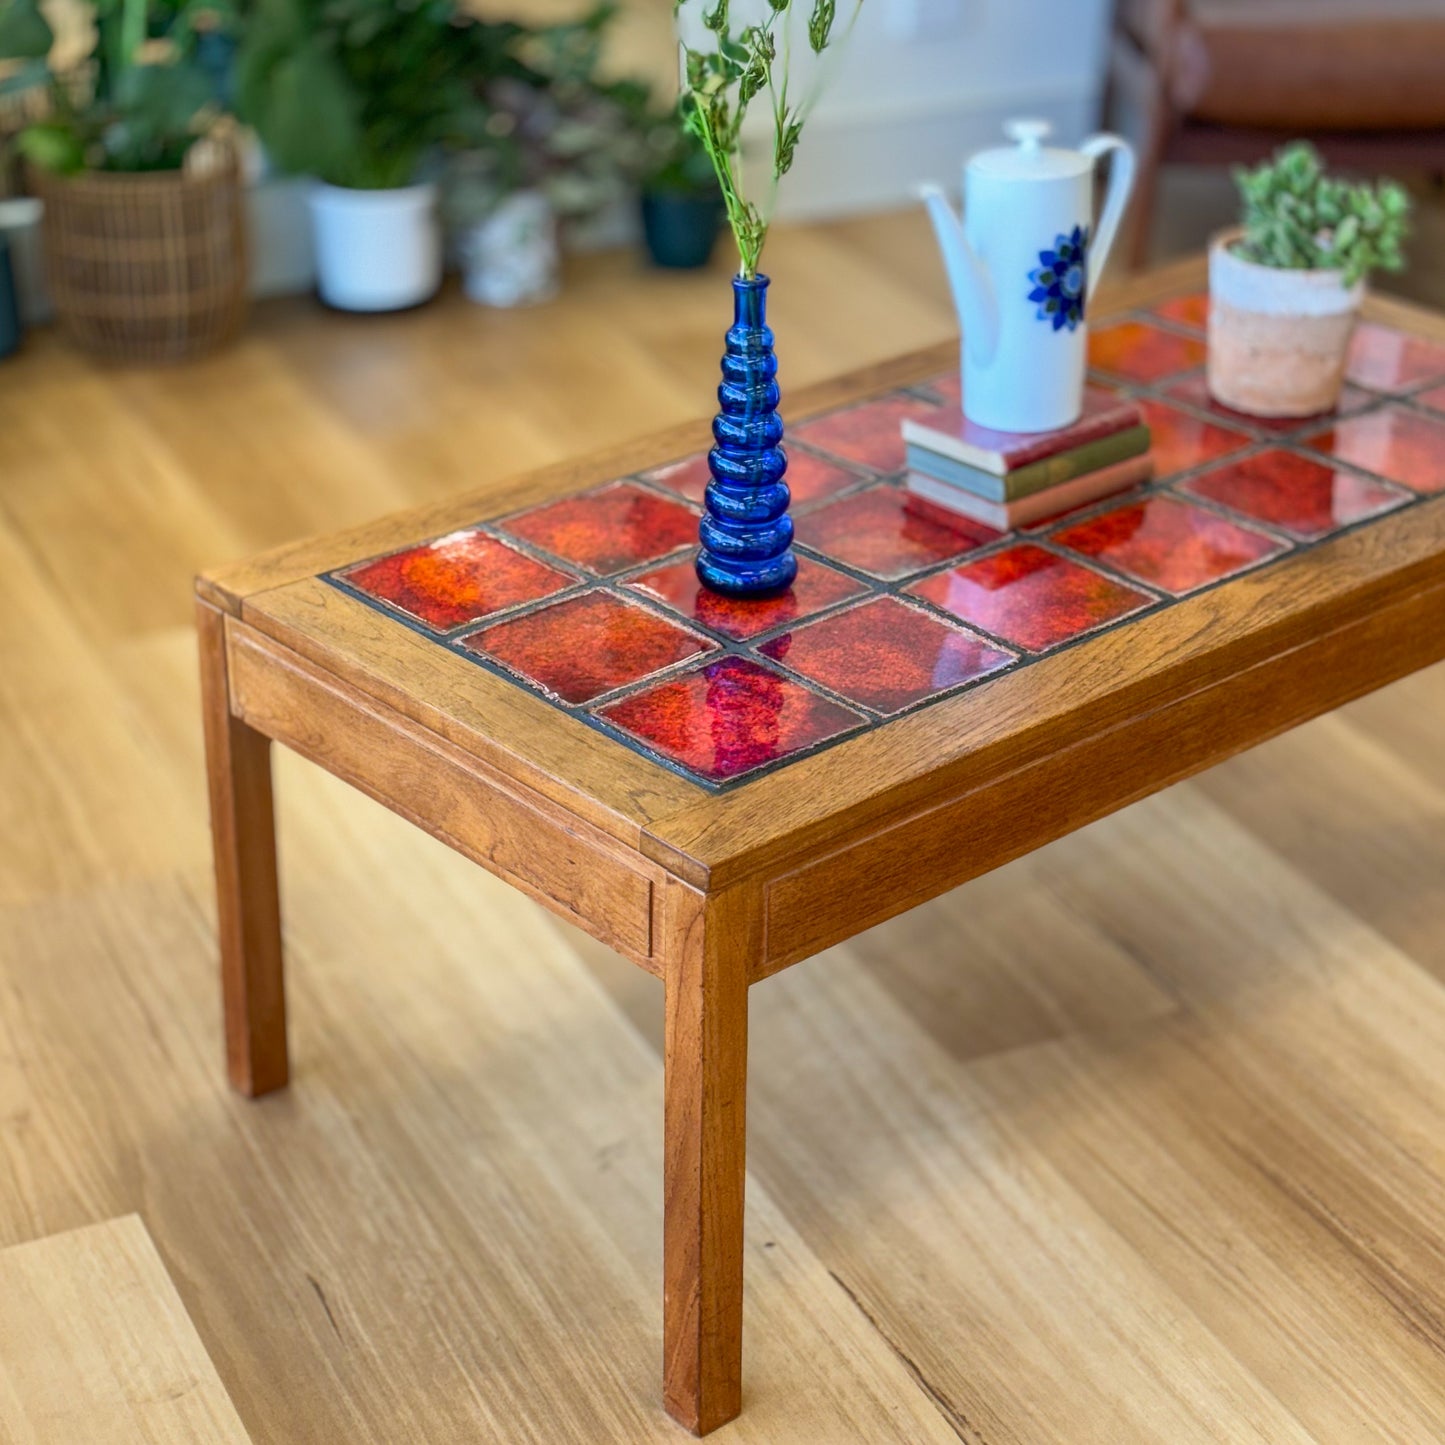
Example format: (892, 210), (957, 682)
(1232, 142), (1410, 287)
(0, 0), (233, 173)
(237, 0), (523, 191)
(673, 0), (863, 277)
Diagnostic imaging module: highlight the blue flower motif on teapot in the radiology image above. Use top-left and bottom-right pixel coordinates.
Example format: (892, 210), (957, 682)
(1028, 225), (1090, 332)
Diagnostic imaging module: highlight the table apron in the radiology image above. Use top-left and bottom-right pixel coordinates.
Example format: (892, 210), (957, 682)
(755, 574), (1445, 979)
(224, 617), (664, 973)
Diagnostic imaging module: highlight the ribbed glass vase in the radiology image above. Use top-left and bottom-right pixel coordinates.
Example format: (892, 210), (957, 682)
(695, 274), (797, 597)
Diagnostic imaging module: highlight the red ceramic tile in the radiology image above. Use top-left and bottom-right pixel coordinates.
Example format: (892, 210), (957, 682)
(1415, 381), (1445, 416)
(1054, 494), (1287, 595)
(760, 595), (1014, 715)
(1150, 293), (1209, 333)
(1345, 322), (1445, 392)
(1088, 320), (1206, 383)
(1179, 449), (1408, 539)
(1303, 406), (1445, 494)
(791, 393), (951, 473)
(598, 655), (864, 783)
(501, 482), (698, 574)
(1161, 372), (1374, 433)
(340, 529), (574, 632)
(625, 553), (867, 641)
(643, 448), (864, 509)
(1138, 397), (1251, 477)
(796, 485), (999, 580)
(909, 543), (1153, 652)
(462, 590), (713, 704)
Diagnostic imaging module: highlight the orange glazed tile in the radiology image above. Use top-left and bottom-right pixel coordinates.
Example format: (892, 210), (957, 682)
(1345, 322), (1445, 392)
(598, 655), (865, 783)
(910, 543), (1153, 652)
(1179, 450), (1408, 540)
(791, 393), (951, 473)
(625, 553), (866, 641)
(501, 482), (698, 574)
(1160, 372), (1375, 433)
(760, 595), (1014, 715)
(795, 485), (999, 580)
(462, 590), (713, 704)
(1088, 320), (1206, 383)
(1053, 494), (1287, 596)
(1150, 293), (1209, 332)
(340, 529), (574, 632)
(642, 448), (865, 509)
(1302, 406), (1445, 494)
(1138, 398), (1251, 477)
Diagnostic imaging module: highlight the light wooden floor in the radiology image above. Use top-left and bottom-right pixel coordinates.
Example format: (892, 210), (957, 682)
(3, 206), (1445, 1443)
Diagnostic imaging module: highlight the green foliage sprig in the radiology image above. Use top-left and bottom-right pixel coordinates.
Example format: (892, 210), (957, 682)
(673, 0), (862, 277)
(1233, 142), (1411, 288)
(0, 0), (235, 174)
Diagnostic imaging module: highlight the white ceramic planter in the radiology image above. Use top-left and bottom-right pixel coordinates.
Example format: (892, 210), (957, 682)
(1207, 228), (1363, 417)
(308, 181), (441, 313)
(459, 191), (559, 308)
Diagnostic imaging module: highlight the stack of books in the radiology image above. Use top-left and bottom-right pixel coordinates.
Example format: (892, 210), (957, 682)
(901, 387), (1152, 531)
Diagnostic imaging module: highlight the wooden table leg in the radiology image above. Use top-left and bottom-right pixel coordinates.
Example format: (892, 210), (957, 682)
(197, 599), (289, 1098)
(661, 880), (755, 1435)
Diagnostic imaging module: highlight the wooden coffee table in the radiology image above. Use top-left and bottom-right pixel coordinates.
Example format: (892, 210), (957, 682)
(197, 264), (1445, 1435)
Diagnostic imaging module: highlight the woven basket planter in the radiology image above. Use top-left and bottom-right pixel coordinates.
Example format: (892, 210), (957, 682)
(31, 141), (248, 363)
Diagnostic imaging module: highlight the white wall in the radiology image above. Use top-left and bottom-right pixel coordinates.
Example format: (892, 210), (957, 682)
(772, 0), (1115, 218)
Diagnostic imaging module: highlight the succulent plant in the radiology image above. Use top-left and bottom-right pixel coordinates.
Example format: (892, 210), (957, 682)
(1233, 142), (1411, 288)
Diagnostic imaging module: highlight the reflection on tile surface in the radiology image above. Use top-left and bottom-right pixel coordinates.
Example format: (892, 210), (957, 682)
(501, 482), (698, 574)
(910, 543), (1153, 651)
(599, 655), (864, 783)
(1346, 322), (1445, 392)
(642, 449), (864, 509)
(342, 529), (574, 632)
(796, 486), (998, 579)
(1138, 398), (1252, 475)
(626, 553), (865, 641)
(1180, 450), (1408, 539)
(462, 590), (713, 704)
(1150, 294), (1208, 332)
(1161, 372), (1374, 433)
(761, 595), (1014, 715)
(1088, 321), (1207, 382)
(1303, 406), (1445, 494)
(1054, 494), (1288, 595)
(791, 393), (950, 472)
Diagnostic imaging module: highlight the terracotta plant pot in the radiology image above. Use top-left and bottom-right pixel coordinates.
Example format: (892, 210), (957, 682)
(1207, 227), (1362, 418)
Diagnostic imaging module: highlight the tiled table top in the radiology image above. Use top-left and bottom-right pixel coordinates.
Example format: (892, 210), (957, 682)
(326, 295), (1445, 791)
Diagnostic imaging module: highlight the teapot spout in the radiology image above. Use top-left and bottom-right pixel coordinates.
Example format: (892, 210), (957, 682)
(921, 184), (999, 367)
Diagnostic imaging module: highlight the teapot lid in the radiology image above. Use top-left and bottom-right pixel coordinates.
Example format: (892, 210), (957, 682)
(968, 119), (1090, 181)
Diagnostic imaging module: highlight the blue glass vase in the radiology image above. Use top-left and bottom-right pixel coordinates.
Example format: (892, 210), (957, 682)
(696, 274), (797, 597)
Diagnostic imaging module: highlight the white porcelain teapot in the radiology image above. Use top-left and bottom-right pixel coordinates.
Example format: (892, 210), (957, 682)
(922, 119), (1135, 434)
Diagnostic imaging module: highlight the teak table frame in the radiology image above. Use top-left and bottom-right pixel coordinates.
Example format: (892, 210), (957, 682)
(197, 261), (1445, 1434)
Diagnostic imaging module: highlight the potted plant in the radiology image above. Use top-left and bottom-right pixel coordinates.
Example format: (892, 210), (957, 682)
(237, 0), (515, 312)
(1208, 143), (1411, 418)
(444, 6), (647, 307)
(636, 110), (721, 270)
(0, 0), (247, 362)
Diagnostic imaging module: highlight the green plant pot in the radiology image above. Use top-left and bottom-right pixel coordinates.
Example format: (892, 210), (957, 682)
(640, 190), (722, 270)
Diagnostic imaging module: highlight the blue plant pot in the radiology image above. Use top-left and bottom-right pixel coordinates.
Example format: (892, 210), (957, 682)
(640, 190), (722, 270)
(696, 274), (797, 598)
(0, 237), (21, 362)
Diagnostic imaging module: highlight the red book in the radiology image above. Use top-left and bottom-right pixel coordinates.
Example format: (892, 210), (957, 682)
(902, 385), (1142, 476)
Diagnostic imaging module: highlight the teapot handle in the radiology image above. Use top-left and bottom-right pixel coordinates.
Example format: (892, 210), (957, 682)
(1080, 133), (1136, 296)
